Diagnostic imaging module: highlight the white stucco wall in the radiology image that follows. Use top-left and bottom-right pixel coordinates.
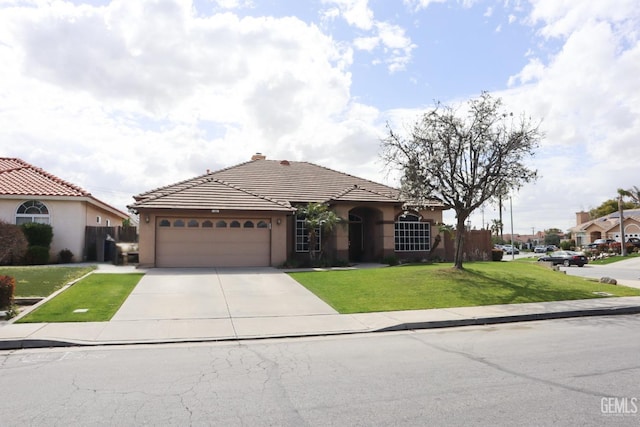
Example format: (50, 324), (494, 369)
(0, 196), (128, 262)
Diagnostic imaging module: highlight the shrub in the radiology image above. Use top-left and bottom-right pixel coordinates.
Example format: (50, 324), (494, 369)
(58, 249), (74, 264)
(21, 223), (53, 248)
(0, 220), (28, 265)
(381, 255), (399, 266)
(491, 249), (504, 261)
(24, 245), (50, 265)
(560, 240), (573, 250)
(0, 275), (15, 309)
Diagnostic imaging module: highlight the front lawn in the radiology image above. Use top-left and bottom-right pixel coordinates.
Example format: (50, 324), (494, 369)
(0, 266), (96, 297)
(589, 253), (640, 265)
(17, 273), (143, 323)
(289, 262), (640, 314)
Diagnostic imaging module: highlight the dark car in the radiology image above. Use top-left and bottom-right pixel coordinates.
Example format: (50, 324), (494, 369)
(627, 237), (640, 248)
(585, 239), (616, 249)
(538, 250), (588, 267)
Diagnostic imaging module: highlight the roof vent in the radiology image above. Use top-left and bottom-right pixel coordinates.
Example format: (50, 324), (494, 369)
(251, 153), (266, 161)
(280, 160), (290, 166)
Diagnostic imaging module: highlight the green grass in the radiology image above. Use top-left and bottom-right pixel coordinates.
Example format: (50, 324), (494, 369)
(589, 253), (640, 265)
(289, 262), (640, 314)
(17, 273), (144, 323)
(0, 266), (96, 297)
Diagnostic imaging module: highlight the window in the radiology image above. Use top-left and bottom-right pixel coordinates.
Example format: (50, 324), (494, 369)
(216, 220), (227, 228)
(173, 219), (185, 227)
(96, 216), (101, 224)
(257, 221), (269, 229)
(295, 215), (321, 252)
(159, 219), (171, 227)
(202, 220), (213, 228)
(395, 214), (430, 252)
(188, 219), (199, 228)
(16, 200), (50, 225)
(106, 219), (111, 226)
(244, 221), (254, 228)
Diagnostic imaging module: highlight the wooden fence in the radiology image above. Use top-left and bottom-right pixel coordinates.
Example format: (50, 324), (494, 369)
(84, 226), (138, 262)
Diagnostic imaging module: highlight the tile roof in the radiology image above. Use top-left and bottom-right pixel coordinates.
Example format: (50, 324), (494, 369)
(0, 157), (91, 197)
(570, 209), (640, 232)
(132, 158), (430, 211)
(131, 177), (294, 211)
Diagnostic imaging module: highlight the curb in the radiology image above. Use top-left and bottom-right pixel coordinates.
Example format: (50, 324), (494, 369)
(3, 305), (640, 351)
(375, 305), (640, 331)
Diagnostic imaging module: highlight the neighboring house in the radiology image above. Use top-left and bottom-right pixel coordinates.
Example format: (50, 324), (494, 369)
(0, 158), (129, 261)
(570, 210), (640, 247)
(130, 154), (446, 268)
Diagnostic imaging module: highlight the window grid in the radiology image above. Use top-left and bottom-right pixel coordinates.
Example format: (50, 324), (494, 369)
(16, 200), (50, 225)
(395, 216), (430, 252)
(295, 216), (321, 253)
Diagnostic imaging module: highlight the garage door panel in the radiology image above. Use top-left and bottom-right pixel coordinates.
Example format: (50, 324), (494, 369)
(156, 219), (270, 267)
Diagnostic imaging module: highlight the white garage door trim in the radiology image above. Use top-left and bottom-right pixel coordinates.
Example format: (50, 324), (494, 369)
(156, 217), (271, 267)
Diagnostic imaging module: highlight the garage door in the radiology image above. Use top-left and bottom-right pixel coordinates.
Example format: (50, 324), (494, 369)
(156, 218), (271, 267)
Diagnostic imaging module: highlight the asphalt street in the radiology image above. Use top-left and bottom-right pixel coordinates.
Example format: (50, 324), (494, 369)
(1, 315), (639, 426)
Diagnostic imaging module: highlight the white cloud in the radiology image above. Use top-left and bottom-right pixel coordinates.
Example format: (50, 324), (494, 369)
(0, 0), (388, 210)
(323, 0), (416, 73)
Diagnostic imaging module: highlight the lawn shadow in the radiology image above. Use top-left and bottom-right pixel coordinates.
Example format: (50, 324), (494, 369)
(452, 267), (600, 306)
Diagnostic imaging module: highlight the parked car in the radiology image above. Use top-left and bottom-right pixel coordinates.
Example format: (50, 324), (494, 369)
(584, 239), (616, 250)
(537, 250), (588, 267)
(626, 237), (640, 248)
(502, 245), (519, 254)
(534, 245), (547, 253)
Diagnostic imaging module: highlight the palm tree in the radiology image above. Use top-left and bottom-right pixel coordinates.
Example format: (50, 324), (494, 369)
(297, 203), (342, 262)
(619, 186), (640, 206)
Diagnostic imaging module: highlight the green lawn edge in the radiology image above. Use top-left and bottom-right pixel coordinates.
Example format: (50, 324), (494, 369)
(289, 262), (640, 314)
(17, 273), (144, 323)
(0, 266), (97, 297)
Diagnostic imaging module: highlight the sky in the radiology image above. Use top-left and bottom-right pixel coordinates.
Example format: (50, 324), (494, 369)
(1, 0), (639, 235)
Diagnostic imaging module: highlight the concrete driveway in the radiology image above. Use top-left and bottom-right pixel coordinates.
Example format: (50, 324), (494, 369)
(111, 267), (338, 321)
(561, 256), (640, 289)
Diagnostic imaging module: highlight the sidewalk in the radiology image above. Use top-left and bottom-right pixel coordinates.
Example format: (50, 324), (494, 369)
(2, 264), (640, 350)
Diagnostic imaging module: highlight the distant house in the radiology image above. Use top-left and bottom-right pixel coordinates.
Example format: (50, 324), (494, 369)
(129, 154), (447, 268)
(570, 210), (640, 247)
(0, 158), (129, 261)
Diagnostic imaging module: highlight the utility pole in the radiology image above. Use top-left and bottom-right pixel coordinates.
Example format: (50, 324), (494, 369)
(618, 194), (626, 256)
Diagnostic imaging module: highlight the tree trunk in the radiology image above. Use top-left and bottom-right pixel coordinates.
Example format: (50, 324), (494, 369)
(427, 234), (442, 261)
(308, 230), (317, 261)
(453, 215), (467, 270)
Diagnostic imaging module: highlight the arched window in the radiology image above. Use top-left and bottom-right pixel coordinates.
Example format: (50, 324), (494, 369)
(188, 219), (199, 228)
(16, 200), (50, 225)
(173, 219), (185, 227)
(202, 220), (213, 228)
(230, 220), (241, 228)
(159, 219), (171, 227)
(216, 220), (227, 228)
(395, 213), (430, 252)
(244, 221), (254, 228)
(257, 221), (269, 229)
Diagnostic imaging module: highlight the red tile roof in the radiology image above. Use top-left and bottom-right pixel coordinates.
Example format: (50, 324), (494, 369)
(132, 159), (414, 211)
(0, 157), (91, 197)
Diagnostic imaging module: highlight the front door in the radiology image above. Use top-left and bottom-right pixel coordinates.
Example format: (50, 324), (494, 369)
(348, 214), (363, 262)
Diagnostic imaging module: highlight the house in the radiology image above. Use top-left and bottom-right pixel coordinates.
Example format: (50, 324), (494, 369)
(0, 158), (130, 261)
(570, 210), (640, 247)
(129, 154), (446, 268)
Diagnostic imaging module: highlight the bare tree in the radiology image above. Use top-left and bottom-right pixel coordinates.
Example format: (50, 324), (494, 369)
(382, 92), (542, 269)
